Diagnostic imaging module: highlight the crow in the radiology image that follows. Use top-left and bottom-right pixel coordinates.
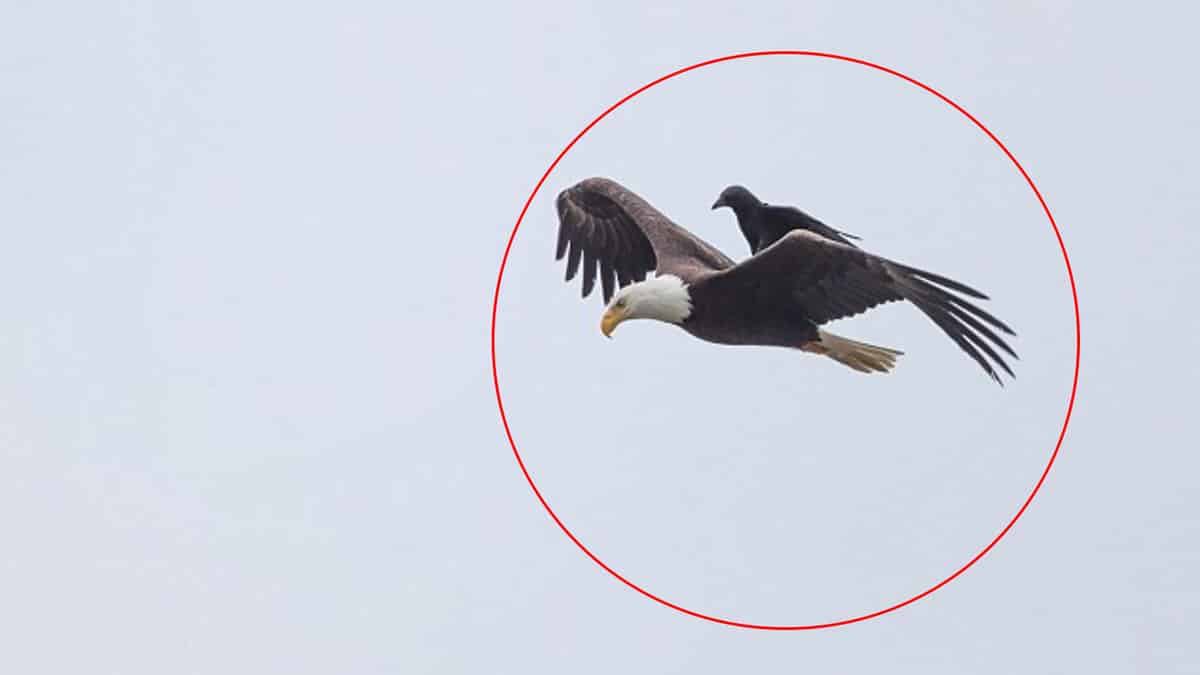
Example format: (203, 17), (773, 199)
(711, 185), (860, 253)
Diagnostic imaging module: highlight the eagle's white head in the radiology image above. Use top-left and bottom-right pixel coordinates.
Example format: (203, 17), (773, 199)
(600, 274), (692, 338)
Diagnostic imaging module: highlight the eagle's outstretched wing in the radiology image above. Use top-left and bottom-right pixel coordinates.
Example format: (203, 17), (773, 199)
(555, 178), (733, 303)
(704, 230), (1017, 382)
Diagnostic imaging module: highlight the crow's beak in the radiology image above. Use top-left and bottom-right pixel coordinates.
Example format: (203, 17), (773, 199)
(711, 199), (724, 210)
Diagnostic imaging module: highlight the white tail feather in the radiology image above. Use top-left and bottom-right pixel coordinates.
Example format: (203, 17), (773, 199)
(805, 329), (903, 374)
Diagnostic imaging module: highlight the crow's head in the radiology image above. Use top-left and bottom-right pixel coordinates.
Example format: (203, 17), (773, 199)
(711, 185), (760, 214)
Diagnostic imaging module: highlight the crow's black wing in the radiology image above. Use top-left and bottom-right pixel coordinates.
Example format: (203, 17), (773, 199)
(758, 203), (860, 251)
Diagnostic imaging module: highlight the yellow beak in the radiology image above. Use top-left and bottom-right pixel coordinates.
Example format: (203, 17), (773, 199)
(600, 307), (626, 338)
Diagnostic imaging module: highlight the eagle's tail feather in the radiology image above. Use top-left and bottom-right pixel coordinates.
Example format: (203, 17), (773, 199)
(802, 329), (903, 374)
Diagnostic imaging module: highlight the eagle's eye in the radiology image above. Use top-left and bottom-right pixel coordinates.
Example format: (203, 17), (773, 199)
(615, 298), (626, 308)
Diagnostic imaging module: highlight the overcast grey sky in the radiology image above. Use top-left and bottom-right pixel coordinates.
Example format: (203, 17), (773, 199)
(2, 2), (1197, 673)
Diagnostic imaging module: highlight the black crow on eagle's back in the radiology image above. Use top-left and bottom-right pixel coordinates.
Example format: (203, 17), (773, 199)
(554, 177), (1017, 383)
(711, 184), (860, 252)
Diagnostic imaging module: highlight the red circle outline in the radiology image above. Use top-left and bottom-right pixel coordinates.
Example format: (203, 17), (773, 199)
(490, 51), (1080, 630)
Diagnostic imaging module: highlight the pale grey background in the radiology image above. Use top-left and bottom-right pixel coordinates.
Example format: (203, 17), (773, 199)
(1, 2), (1196, 673)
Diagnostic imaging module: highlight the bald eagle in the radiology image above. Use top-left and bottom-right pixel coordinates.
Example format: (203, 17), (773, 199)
(554, 177), (1017, 382)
